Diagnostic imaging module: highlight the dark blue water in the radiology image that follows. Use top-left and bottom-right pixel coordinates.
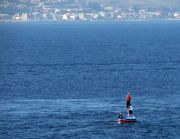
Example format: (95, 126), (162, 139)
(0, 21), (180, 138)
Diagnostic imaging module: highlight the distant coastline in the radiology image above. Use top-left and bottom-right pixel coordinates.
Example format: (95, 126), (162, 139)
(1, 18), (180, 23)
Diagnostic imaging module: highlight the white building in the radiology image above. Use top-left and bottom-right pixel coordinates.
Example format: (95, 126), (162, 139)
(55, 8), (60, 14)
(70, 15), (76, 20)
(99, 12), (105, 18)
(117, 15), (122, 19)
(93, 13), (98, 19)
(22, 13), (27, 20)
(62, 14), (68, 20)
(174, 12), (180, 18)
(13, 13), (27, 20)
(79, 13), (86, 20)
(104, 6), (113, 11)
(13, 14), (20, 20)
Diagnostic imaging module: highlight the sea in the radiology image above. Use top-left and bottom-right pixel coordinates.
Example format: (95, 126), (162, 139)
(0, 21), (180, 139)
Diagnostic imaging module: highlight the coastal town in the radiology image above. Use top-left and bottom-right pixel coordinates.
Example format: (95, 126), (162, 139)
(0, 0), (180, 21)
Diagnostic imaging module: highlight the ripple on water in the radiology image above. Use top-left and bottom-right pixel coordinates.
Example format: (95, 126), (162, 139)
(0, 97), (180, 138)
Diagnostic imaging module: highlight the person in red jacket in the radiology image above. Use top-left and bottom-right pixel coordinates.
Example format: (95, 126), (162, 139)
(126, 92), (132, 108)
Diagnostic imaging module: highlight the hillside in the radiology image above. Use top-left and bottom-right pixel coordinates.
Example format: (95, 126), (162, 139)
(88, 0), (180, 8)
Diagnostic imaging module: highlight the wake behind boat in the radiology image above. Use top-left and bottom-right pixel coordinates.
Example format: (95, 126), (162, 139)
(117, 92), (137, 124)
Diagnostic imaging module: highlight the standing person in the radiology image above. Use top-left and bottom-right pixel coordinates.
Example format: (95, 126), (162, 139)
(128, 105), (133, 118)
(126, 92), (132, 108)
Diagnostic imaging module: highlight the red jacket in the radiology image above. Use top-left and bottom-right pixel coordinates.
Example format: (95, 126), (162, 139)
(127, 95), (131, 101)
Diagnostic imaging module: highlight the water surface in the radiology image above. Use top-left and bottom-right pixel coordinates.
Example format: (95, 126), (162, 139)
(0, 21), (180, 138)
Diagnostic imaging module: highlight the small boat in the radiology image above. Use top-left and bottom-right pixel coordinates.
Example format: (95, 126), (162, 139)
(118, 93), (137, 124)
(117, 116), (136, 124)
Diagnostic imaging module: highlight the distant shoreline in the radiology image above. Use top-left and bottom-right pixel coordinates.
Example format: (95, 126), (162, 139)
(1, 18), (180, 23)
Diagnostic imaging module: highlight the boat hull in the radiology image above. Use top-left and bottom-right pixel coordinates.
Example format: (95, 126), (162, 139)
(117, 119), (136, 123)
